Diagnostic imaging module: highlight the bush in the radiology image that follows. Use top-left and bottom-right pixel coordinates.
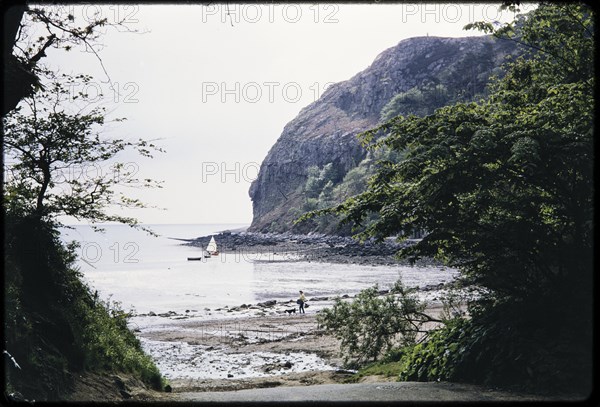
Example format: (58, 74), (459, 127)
(317, 279), (436, 368)
(398, 317), (470, 382)
(397, 299), (592, 394)
(4, 214), (165, 399)
(69, 291), (164, 390)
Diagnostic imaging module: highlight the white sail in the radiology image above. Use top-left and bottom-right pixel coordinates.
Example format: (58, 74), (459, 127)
(206, 236), (218, 254)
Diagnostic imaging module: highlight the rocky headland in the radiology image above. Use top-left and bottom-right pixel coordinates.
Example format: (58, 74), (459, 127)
(248, 35), (519, 233)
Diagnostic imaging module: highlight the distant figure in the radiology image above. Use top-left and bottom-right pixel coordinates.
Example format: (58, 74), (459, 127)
(297, 290), (306, 314)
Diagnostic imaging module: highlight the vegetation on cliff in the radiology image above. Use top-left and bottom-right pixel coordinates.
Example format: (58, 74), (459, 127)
(305, 3), (593, 395)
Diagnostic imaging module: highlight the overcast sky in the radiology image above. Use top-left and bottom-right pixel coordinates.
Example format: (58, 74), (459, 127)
(36, 3), (533, 225)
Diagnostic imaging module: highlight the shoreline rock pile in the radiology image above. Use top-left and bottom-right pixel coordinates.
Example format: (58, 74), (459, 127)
(181, 231), (438, 266)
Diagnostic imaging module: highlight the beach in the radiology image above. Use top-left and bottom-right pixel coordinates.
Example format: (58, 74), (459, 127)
(135, 303), (449, 392)
(61, 225), (458, 393)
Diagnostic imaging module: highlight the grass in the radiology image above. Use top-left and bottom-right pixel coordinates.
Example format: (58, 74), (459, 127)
(345, 360), (404, 383)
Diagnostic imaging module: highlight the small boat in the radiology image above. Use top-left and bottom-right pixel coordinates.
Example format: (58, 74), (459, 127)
(187, 250), (211, 261)
(206, 236), (219, 255)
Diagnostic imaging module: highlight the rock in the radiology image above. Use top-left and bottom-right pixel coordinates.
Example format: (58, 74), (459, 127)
(247, 36), (518, 233)
(119, 390), (132, 399)
(283, 361), (293, 369)
(113, 375), (126, 391)
(227, 374), (234, 378)
(148, 311), (156, 316)
(342, 294), (350, 299)
(257, 300), (277, 307)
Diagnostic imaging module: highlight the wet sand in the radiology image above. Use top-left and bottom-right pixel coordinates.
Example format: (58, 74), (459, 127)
(135, 301), (448, 392)
(138, 311), (355, 392)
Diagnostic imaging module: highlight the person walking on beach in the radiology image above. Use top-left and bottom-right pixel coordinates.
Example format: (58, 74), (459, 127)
(298, 290), (306, 314)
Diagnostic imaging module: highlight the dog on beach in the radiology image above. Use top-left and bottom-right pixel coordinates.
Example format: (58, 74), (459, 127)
(284, 308), (296, 315)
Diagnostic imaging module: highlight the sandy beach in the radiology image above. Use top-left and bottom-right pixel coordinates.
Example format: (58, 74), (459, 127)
(136, 303), (356, 392)
(133, 297), (449, 393)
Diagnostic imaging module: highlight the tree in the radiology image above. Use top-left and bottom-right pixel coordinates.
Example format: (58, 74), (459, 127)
(3, 70), (163, 231)
(301, 3), (594, 391)
(3, 4), (136, 115)
(3, 8), (167, 399)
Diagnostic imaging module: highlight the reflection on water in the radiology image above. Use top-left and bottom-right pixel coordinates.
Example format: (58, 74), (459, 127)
(60, 224), (458, 315)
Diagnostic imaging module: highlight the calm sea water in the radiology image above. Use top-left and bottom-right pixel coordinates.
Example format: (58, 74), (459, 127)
(60, 224), (458, 315)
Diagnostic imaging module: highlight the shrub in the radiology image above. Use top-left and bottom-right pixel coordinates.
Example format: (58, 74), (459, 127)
(317, 279), (437, 368)
(398, 317), (470, 382)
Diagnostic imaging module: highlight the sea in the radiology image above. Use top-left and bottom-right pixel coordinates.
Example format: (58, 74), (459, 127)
(59, 223), (459, 316)
(59, 223), (459, 380)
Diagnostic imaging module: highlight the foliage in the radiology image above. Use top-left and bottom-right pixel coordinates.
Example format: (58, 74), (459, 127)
(3, 214), (165, 399)
(70, 292), (164, 389)
(4, 4), (140, 114)
(303, 164), (337, 200)
(3, 7), (165, 400)
(317, 280), (438, 368)
(398, 317), (470, 382)
(332, 162), (372, 200)
(3, 70), (163, 232)
(304, 3), (594, 392)
(380, 39), (503, 124)
(380, 83), (450, 122)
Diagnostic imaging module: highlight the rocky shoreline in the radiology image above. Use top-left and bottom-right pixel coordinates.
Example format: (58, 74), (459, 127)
(180, 230), (440, 266)
(126, 231), (456, 395)
(131, 281), (449, 320)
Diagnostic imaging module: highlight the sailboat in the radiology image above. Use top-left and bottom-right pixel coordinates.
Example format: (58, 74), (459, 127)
(206, 236), (219, 256)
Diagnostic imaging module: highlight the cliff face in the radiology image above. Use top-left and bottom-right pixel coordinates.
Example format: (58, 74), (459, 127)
(249, 35), (517, 232)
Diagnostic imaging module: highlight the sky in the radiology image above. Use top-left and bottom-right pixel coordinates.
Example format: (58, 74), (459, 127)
(24, 3), (535, 225)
